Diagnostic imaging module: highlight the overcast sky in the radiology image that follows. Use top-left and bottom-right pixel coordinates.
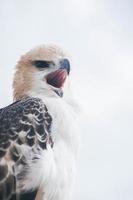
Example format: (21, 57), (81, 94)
(0, 0), (133, 200)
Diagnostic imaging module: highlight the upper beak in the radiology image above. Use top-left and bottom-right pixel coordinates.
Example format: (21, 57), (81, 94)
(59, 59), (70, 75)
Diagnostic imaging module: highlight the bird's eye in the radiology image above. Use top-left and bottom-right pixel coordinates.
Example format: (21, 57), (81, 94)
(32, 60), (50, 68)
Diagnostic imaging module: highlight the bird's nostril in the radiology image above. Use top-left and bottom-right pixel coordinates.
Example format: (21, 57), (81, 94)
(60, 59), (70, 74)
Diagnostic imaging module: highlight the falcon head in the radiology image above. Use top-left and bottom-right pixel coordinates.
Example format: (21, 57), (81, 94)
(13, 44), (71, 101)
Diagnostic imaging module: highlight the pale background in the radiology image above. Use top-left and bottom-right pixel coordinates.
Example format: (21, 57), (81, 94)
(0, 0), (133, 199)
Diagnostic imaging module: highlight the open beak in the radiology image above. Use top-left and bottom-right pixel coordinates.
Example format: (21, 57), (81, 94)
(46, 59), (70, 97)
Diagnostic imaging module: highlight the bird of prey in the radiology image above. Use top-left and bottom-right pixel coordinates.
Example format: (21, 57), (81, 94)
(0, 45), (79, 200)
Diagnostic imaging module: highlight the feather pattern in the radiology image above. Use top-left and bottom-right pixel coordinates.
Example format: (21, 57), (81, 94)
(0, 97), (53, 200)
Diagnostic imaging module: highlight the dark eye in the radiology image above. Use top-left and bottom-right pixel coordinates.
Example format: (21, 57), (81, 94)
(32, 60), (50, 68)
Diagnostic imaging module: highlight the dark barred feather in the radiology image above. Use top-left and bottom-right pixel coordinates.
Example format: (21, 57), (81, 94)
(0, 97), (53, 200)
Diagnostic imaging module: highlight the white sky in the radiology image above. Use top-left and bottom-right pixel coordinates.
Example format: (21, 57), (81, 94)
(0, 0), (133, 199)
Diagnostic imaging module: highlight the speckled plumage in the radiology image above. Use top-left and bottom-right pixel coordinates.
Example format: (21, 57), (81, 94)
(0, 97), (53, 200)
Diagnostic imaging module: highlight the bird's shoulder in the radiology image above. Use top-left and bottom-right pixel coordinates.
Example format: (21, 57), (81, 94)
(0, 96), (53, 156)
(0, 97), (53, 200)
(0, 97), (46, 118)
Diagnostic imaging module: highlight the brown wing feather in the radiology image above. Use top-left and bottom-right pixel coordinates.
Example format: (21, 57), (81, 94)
(0, 97), (53, 200)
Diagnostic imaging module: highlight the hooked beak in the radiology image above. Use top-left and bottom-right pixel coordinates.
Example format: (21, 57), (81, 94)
(46, 58), (70, 97)
(59, 58), (70, 75)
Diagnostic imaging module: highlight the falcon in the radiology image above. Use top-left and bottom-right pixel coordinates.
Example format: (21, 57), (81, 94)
(0, 45), (79, 200)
